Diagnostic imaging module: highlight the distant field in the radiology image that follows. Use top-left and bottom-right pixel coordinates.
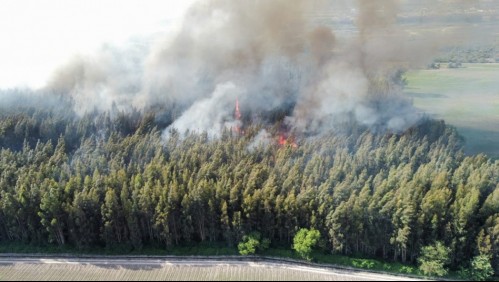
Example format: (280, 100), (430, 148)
(404, 63), (499, 158)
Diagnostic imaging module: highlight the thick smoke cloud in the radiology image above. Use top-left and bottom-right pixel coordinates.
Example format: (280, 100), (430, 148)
(162, 0), (420, 136)
(46, 43), (146, 115)
(36, 0), (483, 138)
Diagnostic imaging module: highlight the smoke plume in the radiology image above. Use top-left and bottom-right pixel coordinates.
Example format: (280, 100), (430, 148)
(33, 0), (486, 138)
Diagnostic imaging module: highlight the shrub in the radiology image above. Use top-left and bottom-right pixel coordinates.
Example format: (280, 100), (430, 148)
(418, 241), (450, 277)
(237, 232), (270, 255)
(292, 228), (321, 261)
(400, 266), (415, 274)
(470, 255), (494, 281)
(352, 259), (375, 269)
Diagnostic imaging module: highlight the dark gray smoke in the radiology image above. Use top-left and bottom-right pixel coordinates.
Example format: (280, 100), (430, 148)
(36, 0), (488, 137)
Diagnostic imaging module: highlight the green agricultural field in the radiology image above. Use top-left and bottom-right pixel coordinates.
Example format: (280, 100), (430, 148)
(404, 63), (499, 158)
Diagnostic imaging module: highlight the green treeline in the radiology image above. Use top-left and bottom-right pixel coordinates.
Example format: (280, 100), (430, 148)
(0, 108), (498, 276)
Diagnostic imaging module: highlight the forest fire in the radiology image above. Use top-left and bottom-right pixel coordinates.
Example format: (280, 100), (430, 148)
(233, 97), (243, 135)
(234, 98), (241, 121)
(278, 132), (298, 148)
(234, 99), (297, 148)
(2, 1), (497, 277)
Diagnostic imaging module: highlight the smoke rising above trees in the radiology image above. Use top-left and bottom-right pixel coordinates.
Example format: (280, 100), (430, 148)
(156, 0), (427, 135)
(0, 1), (498, 277)
(1, 0), (485, 137)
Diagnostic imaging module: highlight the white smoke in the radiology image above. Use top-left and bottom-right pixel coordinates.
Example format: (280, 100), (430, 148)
(164, 82), (242, 138)
(33, 0), (485, 138)
(247, 129), (273, 151)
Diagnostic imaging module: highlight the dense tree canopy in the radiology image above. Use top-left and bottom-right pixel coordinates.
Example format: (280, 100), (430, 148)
(0, 107), (497, 276)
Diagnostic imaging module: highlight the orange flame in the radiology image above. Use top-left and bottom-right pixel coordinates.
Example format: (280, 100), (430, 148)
(235, 98), (241, 120)
(278, 134), (287, 146)
(233, 98), (243, 135)
(278, 132), (298, 148)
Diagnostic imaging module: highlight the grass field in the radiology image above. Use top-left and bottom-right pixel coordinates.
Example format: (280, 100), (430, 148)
(403, 63), (499, 158)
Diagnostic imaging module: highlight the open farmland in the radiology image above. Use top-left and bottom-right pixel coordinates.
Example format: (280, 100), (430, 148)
(404, 63), (499, 158)
(0, 258), (416, 281)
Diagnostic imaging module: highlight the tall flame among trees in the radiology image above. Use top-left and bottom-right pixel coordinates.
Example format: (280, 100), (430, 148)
(235, 98), (241, 121)
(233, 97), (243, 135)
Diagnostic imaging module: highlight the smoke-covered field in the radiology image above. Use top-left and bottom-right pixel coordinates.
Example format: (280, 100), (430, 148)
(404, 63), (499, 158)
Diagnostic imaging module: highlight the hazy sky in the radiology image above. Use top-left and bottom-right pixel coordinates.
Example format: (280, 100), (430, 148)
(0, 0), (194, 88)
